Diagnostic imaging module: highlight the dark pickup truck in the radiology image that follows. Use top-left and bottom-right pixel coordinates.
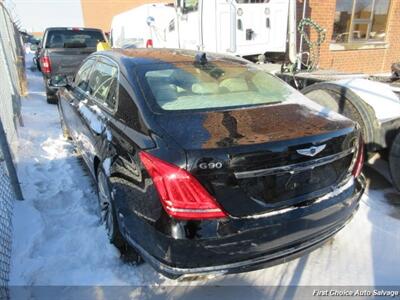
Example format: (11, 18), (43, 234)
(37, 27), (106, 103)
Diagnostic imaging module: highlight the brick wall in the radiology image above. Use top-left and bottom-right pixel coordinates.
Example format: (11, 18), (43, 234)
(80, 0), (172, 32)
(300, 0), (400, 74)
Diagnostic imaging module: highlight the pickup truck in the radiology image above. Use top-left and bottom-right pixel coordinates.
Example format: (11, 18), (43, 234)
(37, 27), (107, 103)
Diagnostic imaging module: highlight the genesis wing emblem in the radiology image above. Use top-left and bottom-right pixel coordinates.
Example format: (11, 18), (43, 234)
(296, 144), (326, 157)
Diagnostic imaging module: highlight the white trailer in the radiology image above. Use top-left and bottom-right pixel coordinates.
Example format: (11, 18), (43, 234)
(110, 3), (176, 49)
(110, 0), (400, 190)
(111, 0), (290, 57)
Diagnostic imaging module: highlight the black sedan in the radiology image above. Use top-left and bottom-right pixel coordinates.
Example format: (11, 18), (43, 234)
(54, 49), (365, 279)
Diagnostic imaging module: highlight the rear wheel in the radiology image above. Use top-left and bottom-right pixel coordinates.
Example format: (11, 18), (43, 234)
(46, 86), (58, 104)
(46, 94), (58, 104)
(389, 132), (400, 192)
(96, 168), (142, 264)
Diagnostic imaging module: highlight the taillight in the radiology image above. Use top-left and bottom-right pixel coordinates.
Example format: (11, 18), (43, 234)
(146, 39), (153, 48)
(139, 151), (227, 220)
(352, 137), (364, 178)
(41, 56), (51, 74)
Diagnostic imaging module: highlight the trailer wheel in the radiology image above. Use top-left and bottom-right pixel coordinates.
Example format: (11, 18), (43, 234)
(302, 83), (379, 151)
(389, 132), (400, 192)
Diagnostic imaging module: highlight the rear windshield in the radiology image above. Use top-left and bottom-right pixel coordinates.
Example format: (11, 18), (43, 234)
(45, 29), (105, 49)
(139, 62), (294, 112)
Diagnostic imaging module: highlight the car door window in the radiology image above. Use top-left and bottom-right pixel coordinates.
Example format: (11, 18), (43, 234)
(88, 59), (118, 110)
(75, 58), (96, 93)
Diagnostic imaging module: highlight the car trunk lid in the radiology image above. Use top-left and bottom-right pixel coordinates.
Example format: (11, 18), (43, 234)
(155, 103), (358, 217)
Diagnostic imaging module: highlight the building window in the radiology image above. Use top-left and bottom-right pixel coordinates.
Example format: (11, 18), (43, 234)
(332, 0), (390, 43)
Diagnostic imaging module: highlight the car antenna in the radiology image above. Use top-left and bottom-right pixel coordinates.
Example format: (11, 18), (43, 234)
(195, 52), (207, 65)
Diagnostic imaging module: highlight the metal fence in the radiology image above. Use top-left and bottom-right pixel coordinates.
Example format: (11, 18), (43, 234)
(0, 1), (26, 296)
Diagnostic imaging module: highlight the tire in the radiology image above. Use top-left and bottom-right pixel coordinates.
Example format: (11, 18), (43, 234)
(389, 132), (400, 192)
(302, 83), (379, 151)
(46, 94), (58, 104)
(96, 168), (142, 264)
(46, 85), (58, 104)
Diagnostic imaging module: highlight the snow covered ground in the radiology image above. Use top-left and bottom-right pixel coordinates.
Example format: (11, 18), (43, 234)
(9, 55), (400, 299)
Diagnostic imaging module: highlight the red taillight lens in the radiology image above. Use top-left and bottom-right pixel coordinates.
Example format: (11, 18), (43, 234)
(41, 56), (51, 74)
(139, 152), (227, 220)
(146, 39), (153, 48)
(352, 138), (364, 178)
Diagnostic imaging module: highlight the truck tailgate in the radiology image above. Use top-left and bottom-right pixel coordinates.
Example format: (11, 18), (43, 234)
(47, 48), (96, 76)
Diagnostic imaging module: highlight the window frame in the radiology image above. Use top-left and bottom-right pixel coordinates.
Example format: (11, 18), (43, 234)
(86, 55), (120, 114)
(74, 57), (97, 94)
(332, 0), (391, 47)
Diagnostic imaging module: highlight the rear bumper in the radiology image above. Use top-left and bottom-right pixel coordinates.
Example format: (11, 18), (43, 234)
(122, 176), (365, 279)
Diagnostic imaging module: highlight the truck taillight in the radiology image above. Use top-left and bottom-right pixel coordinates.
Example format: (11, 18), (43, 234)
(146, 39), (153, 48)
(41, 56), (51, 74)
(352, 138), (364, 178)
(139, 151), (227, 220)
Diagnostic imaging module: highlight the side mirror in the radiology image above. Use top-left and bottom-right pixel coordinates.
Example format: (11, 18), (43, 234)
(30, 44), (38, 51)
(49, 75), (69, 88)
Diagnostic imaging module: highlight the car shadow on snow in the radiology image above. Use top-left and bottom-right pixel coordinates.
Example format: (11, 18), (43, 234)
(11, 278), (308, 300)
(364, 163), (400, 286)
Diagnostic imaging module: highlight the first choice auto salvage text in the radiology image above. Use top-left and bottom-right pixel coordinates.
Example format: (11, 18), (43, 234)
(313, 289), (400, 297)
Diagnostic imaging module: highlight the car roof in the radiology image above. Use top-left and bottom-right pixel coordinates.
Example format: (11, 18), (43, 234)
(97, 48), (250, 67)
(44, 27), (103, 32)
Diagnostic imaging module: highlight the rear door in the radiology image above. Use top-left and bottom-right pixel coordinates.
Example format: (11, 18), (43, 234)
(60, 57), (97, 141)
(44, 28), (105, 76)
(76, 57), (119, 169)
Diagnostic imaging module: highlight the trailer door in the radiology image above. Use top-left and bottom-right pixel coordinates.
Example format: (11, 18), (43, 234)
(177, 0), (200, 50)
(234, 0), (289, 56)
(215, 1), (231, 54)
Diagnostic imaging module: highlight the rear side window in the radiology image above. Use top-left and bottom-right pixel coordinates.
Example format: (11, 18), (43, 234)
(45, 29), (105, 49)
(88, 59), (118, 110)
(74, 58), (96, 92)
